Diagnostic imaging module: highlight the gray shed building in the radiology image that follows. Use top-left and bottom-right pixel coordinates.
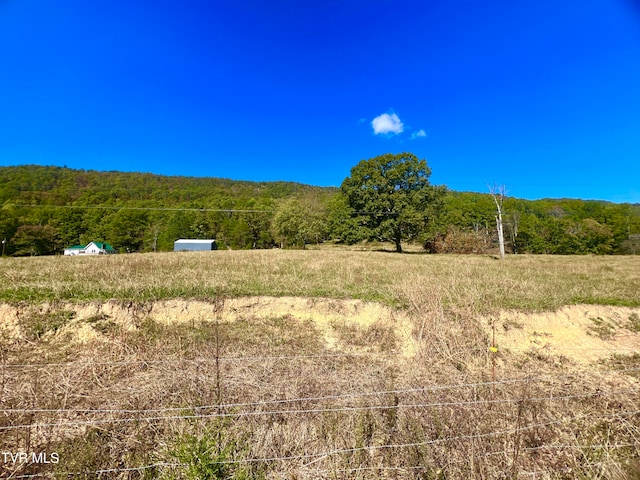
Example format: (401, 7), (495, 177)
(173, 239), (218, 251)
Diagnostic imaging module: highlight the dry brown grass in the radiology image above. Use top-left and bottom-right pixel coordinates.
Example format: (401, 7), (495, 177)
(1, 294), (639, 478)
(1, 251), (639, 478)
(1, 250), (639, 311)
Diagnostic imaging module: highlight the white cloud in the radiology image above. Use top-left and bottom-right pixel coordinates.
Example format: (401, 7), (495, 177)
(411, 129), (427, 140)
(371, 113), (404, 135)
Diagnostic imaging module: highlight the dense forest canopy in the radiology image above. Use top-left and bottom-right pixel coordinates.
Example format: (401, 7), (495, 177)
(1, 164), (639, 255)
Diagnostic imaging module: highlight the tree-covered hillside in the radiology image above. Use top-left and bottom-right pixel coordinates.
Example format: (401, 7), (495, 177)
(0, 165), (335, 254)
(0, 164), (638, 255)
(441, 192), (640, 255)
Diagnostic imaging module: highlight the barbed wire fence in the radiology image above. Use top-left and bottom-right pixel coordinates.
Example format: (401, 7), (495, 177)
(1, 302), (639, 479)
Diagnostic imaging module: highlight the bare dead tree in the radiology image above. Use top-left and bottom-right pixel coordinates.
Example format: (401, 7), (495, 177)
(489, 184), (506, 260)
(150, 224), (162, 252)
(508, 212), (520, 254)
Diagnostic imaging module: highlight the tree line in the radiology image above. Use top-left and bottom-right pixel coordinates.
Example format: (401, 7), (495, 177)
(1, 160), (639, 256)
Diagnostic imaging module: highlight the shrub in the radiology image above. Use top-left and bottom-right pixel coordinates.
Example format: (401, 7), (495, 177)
(424, 228), (491, 254)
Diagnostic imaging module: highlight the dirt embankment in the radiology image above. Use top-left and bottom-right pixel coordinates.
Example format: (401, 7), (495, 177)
(1, 298), (638, 364)
(0, 297), (417, 356)
(489, 305), (640, 364)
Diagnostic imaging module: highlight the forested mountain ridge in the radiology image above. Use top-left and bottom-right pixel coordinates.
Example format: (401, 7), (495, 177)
(1, 165), (638, 255)
(0, 165), (336, 254)
(0, 164), (330, 206)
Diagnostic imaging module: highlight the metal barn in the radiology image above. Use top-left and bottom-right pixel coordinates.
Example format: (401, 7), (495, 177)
(173, 239), (218, 252)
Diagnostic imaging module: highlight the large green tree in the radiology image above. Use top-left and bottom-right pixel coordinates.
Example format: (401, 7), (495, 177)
(272, 198), (327, 248)
(11, 225), (62, 256)
(341, 152), (445, 252)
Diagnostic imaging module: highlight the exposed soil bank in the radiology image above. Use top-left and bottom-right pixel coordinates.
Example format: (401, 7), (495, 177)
(0, 296), (417, 356)
(1, 298), (638, 364)
(488, 304), (640, 364)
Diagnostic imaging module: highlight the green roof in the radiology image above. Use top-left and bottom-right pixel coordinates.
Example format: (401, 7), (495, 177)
(65, 242), (116, 252)
(92, 242), (116, 251)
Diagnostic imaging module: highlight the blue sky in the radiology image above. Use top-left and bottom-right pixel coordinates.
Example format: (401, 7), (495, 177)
(1, 1), (639, 202)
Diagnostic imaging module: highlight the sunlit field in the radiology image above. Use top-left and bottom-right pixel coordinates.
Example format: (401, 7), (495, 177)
(1, 249), (639, 310)
(1, 250), (639, 479)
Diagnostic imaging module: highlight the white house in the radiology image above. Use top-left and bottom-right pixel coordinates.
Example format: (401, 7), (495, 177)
(63, 245), (85, 256)
(64, 242), (116, 256)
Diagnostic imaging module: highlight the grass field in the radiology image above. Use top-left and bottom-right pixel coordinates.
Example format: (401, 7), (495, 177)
(1, 250), (639, 479)
(1, 250), (639, 310)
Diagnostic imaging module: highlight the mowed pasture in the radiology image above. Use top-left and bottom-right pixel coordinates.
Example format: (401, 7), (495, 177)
(1, 250), (639, 479)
